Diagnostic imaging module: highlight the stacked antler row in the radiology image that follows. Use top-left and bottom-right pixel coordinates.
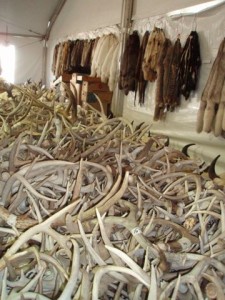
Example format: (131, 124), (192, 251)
(0, 80), (225, 299)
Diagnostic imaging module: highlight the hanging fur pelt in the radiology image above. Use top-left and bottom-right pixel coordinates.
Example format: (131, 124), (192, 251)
(154, 38), (172, 121)
(163, 37), (182, 111)
(70, 40), (85, 73)
(118, 31), (140, 95)
(178, 31), (201, 100)
(142, 27), (166, 82)
(135, 30), (150, 105)
(196, 38), (225, 136)
(51, 44), (59, 75)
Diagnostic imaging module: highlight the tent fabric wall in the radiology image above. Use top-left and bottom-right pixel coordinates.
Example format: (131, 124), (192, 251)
(0, 0), (58, 37)
(0, 36), (43, 84)
(13, 37), (43, 84)
(132, 0), (224, 20)
(0, 0), (58, 84)
(48, 0), (121, 41)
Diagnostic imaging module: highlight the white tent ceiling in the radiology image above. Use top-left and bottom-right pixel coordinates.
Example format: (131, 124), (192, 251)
(0, 0), (62, 39)
(1, 0), (224, 41)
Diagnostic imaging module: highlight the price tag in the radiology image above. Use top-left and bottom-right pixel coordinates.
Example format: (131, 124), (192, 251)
(7, 214), (17, 226)
(131, 227), (142, 236)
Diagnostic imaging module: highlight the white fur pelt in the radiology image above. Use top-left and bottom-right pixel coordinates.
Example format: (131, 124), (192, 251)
(95, 34), (118, 78)
(101, 36), (119, 83)
(108, 42), (120, 92)
(90, 33), (120, 92)
(91, 36), (106, 77)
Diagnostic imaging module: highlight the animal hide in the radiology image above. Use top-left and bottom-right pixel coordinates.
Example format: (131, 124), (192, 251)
(108, 43), (120, 92)
(154, 38), (172, 121)
(76, 39), (95, 74)
(96, 34), (118, 78)
(55, 43), (63, 78)
(81, 40), (92, 67)
(101, 37), (119, 84)
(65, 40), (75, 72)
(142, 27), (166, 82)
(91, 36), (107, 77)
(135, 31), (150, 105)
(178, 31), (201, 100)
(52, 38), (96, 77)
(196, 38), (225, 136)
(163, 37), (182, 111)
(60, 41), (71, 75)
(90, 38), (100, 65)
(51, 44), (59, 75)
(70, 40), (84, 73)
(119, 31), (140, 95)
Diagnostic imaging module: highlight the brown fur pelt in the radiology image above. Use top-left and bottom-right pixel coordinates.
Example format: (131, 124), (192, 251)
(154, 38), (172, 121)
(142, 27), (166, 82)
(81, 39), (95, 72)
(65, 40), (75, 72)
(70, 40), (85, 73)
(54, 43), (63, 78)
(163, 37), (182, 111)
(60, 40), (72, 74)
(135, 31), (150, 105)
(51, 44), (59, 75)
(118, 31), (140, 95)
(178, 31), (201, 100)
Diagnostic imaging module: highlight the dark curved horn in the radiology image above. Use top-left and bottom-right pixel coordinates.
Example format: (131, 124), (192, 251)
(164, 136), (170, 147)
(208, 155), (220, 180)
(135, 122), (145, 131)
(181, 143), (195, 157)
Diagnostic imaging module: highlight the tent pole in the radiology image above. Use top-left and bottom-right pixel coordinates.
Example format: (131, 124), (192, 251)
(45, 0), (67, 41)
(113, 0), (134, 117)
(42, 39), (47, 85)
(41, 0), (67, 85)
